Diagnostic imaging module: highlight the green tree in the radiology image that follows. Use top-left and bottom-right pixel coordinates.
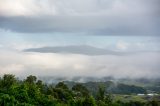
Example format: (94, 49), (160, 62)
(0, 74), (17, 91)
(82, 96), (96, 106)
(55, 82), (69, 90)
(0, 93), (17, 105)
(96, 85), (105, 101)
(25, 75), (37, 84)
(36, 80), (45, 93)
(12, 84), (29, 103)
(96, 85), (113, 106)
(72, 84), (89, 97)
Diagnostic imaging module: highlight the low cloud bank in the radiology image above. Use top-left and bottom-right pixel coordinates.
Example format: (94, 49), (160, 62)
(0, 49), (159, 79)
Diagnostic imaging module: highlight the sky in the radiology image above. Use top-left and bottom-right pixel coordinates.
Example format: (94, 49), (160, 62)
(0, 0), (160, 79)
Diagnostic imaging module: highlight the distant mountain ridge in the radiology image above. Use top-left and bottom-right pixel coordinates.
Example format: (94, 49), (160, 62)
(38, 76), (160, 94)
(63, 81), (146, 95)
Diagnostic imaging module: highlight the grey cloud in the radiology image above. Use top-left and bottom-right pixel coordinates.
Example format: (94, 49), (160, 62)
(0, 0), (159, 35)
(0, 15), (159, 35)
(24, 45), (160, 55)
(1, 49), (160, 79)
(24, 45), (124, 55)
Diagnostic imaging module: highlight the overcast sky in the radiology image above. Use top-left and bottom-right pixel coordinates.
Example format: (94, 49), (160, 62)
(0, 0), (160, 79)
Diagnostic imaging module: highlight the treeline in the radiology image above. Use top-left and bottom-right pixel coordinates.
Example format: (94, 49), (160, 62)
(72, 81), (147, 95)
(0, 74), (159, 106)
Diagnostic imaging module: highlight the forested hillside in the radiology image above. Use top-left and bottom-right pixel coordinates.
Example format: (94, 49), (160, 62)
(0, 74), (160, 106)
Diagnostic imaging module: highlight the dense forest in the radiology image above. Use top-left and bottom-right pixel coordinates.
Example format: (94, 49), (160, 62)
(0, 74), (160, 106)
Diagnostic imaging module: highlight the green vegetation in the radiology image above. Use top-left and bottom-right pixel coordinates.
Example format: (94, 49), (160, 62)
(0, 74), (159, 106)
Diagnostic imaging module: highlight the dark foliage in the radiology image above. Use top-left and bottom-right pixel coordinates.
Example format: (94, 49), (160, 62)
(0, 74), (159, 106)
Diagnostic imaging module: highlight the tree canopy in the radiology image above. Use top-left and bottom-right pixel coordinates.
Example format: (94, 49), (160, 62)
(0, 74), (159, 106)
